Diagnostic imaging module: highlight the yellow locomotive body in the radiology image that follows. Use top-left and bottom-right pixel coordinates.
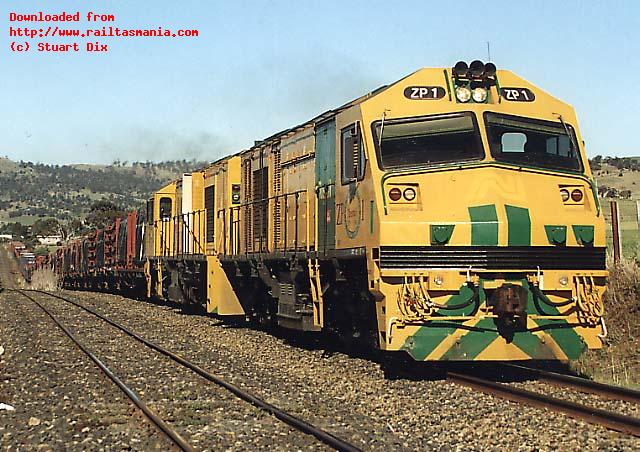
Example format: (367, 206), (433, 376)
(146, 63), (607, 361)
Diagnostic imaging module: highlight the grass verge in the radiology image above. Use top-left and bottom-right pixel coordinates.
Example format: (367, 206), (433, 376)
(574, 256), (640, 388)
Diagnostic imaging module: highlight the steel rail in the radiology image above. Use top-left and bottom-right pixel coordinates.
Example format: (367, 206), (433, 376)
(448, 371), (640, 437)
(501, 363), (640, 404)
(28, 289), (361, 452)
(11, 289), (195, 452)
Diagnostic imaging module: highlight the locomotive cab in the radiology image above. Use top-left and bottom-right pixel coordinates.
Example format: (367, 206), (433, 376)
(348, 63), (607, 360)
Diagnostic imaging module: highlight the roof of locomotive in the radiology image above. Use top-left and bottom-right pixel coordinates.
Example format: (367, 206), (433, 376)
(239, 83), (390, 155)
(235, 63), (564, 154)
(163, 63), (568, 184)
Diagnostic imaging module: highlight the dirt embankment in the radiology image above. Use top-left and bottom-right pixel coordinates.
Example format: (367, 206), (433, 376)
(0, 245), (58, 290)
(0, 246), (23, 289)
(576, 257), (640, 388)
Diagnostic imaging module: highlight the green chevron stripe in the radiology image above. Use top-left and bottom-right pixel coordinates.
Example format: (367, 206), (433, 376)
(441, 318), (498, 360)
(403, 323), (456, 360)
(524, 284), (585, 359)
(505, 205), (531, 246)
(468, 205), (498, 246)
(534, 319), (586, 360)
(511, 331), (558, 360)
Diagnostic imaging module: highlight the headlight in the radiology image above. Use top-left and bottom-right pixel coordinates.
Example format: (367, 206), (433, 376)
(403, 187), (416, 201)
(470, 60), (485, 78)
(453, 61), (469, 79)
(571, 189), (584, 202)
(559, 275), (569, 286)
(389, 188), (402, 201)
(472, 87), (488, 103)
(455, 86), (471, 103)
(560, 189), (570, 202)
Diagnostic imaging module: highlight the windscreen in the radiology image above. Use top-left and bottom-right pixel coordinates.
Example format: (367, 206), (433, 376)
(374, 113), (483, 169)
(485, 113), (582, 172)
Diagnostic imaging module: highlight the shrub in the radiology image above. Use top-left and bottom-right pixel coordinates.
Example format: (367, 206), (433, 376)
(575, 256), (640, 388)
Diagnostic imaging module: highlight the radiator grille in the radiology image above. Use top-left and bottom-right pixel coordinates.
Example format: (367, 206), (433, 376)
(205, 186), (214, 243)
(378, 246), (606, 270)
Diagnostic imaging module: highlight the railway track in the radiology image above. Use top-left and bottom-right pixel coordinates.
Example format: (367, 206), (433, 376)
(10, 289), (361, 452)
(12, 289), (195, 451)
(447, 366), (640, 437)
(502, 362), (640, 404)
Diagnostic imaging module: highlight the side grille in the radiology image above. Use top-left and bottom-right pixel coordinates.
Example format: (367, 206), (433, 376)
(378, 246), (606, 270)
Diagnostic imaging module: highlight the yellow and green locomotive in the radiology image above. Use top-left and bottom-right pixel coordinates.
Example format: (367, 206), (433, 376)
(93, 61), (609, 362)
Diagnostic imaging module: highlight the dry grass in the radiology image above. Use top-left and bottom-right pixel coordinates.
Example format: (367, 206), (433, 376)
(574, 256), (640, 388)
(28, 268), (59, 291)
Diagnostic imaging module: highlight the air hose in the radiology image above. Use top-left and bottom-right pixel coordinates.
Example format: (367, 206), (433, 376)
(530, 284), (575, 307)
(428, 286), (479, 310)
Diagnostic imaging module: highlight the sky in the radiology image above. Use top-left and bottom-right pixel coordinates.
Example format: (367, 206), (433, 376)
(2, 0), (639, 164)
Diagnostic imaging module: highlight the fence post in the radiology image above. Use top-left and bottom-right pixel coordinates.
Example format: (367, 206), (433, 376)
(611, 200), (622, 263)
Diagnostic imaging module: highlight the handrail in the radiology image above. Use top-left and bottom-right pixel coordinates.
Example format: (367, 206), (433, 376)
(176, 182), (336, 258)
(215, 188), (319, 255)
(154, 209), (207, 257)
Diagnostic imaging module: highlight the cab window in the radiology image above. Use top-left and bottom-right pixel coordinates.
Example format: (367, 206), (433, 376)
(485, 113), (582, 172)
(159, 197), (172, 220)
(373, 112), (483, 169)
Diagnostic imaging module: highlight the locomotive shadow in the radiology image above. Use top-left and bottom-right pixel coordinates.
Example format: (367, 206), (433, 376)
(380, 358), (579, 383)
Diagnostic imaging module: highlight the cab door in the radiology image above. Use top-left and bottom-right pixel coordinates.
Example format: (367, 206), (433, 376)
(315, 120), (336, 252)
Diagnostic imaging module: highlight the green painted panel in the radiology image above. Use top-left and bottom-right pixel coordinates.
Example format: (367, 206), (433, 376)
(572, 225), (594, 245)
(505, 205), (531, 246)
(468, 205), (498, 246)
(431, 224), (455, 245)
(544, 225), (567, 245)
(315, 121), (336, 251)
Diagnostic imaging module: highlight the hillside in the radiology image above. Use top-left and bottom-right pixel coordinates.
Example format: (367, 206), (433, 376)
(591, 155), (640, 200)
(0, 155), (637, 226)
(0, 158), (208, 224)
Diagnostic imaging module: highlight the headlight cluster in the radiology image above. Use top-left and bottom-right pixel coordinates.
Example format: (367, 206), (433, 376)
(388, 186), (418, 202)
(456, 86), (488, 103)
(452, 60), (496, 104)
(559, 187), (584, 203)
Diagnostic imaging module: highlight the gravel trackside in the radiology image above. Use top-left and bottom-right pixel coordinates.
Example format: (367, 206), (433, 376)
(49, 290), (640, 451)
(0, 290), (171, 450)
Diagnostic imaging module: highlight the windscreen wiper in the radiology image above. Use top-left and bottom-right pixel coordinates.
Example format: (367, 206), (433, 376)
(555, 114), (578, 154)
